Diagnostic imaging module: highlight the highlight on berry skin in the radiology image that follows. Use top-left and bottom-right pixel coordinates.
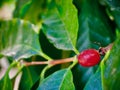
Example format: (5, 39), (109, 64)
(77, 49), (101, 67)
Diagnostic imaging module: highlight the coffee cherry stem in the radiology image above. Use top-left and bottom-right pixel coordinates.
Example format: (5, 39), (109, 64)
(23, 57), (75, 67)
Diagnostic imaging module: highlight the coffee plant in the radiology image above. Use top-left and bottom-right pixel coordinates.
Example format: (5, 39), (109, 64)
(0, 0), (120, 90)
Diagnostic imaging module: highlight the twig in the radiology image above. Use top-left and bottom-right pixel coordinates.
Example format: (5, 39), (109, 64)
(23, 57), (75, 67)
(49, 57), (74, 65)
(23, 61), (48, 66)
(99, 43), (113, 55)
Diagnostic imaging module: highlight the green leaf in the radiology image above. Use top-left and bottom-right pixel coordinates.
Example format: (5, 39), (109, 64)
(19, 67), (39, 90)
(104, 0), (120, 30)
(19, 0), (46, 24)
(72, 65), (97, 89)
(37, 69), (75, 90)
(42, 0), (78, 51)
(0, 19), (42, 60)
(84, 67), (102, 90)
(0, 73), (12, 90)
(77, 0), (114, 51)
(102, 35), (120, 90)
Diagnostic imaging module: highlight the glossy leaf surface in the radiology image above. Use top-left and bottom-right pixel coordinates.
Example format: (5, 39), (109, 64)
(41, 0), (78, 51)
(77, 0), (114, 51)
(0, 19), (41, 60)
(37, 69), (75, 90)
(84, 67), (102, 90)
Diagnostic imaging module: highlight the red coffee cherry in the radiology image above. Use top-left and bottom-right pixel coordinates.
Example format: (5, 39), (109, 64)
(77, 49), (100, 67)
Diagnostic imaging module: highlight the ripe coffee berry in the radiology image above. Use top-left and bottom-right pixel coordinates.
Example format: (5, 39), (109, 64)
(77, 49), (100, 67)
